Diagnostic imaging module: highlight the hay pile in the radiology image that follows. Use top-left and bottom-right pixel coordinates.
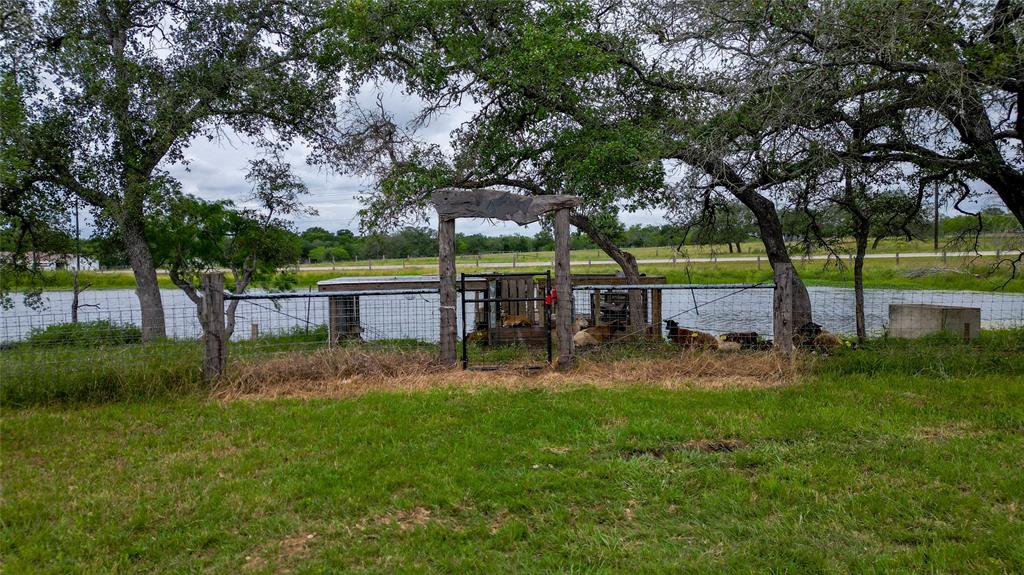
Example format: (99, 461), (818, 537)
(214, 348), (801, 400)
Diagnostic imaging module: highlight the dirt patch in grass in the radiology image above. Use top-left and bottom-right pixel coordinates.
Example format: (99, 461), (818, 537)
(243, 531), (317, 573)
(911, 421), (979, 441)
(355, 506), (434, 532)
(214, 348), (800, 400)
(622, 439), (748, 460)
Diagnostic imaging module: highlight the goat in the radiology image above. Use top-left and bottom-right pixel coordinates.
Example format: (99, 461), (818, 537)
(501, 315), (533, 327)
(794, 321), (823, 348)
(664, 320), (719, 350)
(581, 325), (616, 343)
(812, 331), (841, 353)
(573, 330), (600, 348)
(721, 331), (771, 350)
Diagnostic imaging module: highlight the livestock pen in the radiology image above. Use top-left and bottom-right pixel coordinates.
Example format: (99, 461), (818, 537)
(3, 270), (1023, 405)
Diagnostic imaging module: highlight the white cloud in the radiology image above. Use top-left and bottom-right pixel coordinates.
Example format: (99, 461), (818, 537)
(161, 84), (673, 236)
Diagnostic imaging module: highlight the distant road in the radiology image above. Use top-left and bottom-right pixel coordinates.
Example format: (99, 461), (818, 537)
(299, 250), (1003, 272)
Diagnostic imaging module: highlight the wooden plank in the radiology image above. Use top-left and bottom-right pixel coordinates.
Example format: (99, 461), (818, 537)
(773, 263), (795, 355)
(554, 208), (574, 370)
(439, 218), (458, 366)
(489, 326), (549, 346)
(432, 189), (581, 225)
(570, 274), (666, 285)
(201, 272), (227, 382)
(319, 278), (488, 292)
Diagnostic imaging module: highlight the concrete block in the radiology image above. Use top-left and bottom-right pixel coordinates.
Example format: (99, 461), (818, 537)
(888, 304), (981, 339)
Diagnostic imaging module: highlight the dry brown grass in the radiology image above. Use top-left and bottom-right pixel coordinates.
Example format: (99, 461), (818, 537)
(213, 347), (803, 401)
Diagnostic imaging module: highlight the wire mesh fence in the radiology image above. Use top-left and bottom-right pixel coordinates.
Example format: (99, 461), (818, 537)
(2, 279), (1022, 402)
(0, 294), (204, 404)
(223, 289), (440, 355)
(567, 282), (1024, 355)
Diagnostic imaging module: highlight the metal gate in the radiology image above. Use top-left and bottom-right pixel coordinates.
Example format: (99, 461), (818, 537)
(460, 271), (553, 370)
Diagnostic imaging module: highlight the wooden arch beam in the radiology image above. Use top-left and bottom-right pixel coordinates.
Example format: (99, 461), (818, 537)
(432, 188), (581, 224)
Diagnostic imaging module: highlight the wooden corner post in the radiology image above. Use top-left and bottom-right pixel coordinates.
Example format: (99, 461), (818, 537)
(201, 272), (227, 382)
(438, 217), (458, 366)
(554, 208), (574, 370)
(772, 263), (795, 355)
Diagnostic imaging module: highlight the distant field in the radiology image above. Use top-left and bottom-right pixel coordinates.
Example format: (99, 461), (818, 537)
(10, 253), (1021, 294)
(300, 235), (1019, 269)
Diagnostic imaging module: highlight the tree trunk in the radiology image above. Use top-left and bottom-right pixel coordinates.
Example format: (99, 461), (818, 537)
(731, 189), (814, 331)
(224, 267), (255, 340)
(122, 217), (167, 341)
(853, 233), (868, 342)
(570, 213), (647, 338)
(977, 164), (1024, 228)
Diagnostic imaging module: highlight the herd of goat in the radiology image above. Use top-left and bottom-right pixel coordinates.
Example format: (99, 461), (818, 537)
(570, 317), (841, 353)
(490, 310), (842, 353)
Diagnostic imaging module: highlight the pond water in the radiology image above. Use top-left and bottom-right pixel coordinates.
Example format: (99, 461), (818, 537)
(2, 285), (1022, 343)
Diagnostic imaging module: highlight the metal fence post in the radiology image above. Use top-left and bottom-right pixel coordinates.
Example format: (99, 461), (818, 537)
(773, 263), (795, 356)
(201, 272), (227, 382)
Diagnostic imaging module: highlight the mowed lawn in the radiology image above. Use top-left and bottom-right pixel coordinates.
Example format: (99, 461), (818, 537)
(3, 344), (1024, 573)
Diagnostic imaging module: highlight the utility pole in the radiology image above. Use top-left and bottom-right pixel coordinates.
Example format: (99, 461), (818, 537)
(933, 182), (940, 251)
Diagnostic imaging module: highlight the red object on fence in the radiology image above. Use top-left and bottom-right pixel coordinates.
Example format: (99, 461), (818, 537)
(545, 289), (557, 306)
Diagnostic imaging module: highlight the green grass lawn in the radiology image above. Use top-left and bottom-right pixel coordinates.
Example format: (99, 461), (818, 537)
(3, 335), (1024, 573)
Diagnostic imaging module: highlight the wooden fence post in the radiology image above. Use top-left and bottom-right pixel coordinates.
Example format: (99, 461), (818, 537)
(201, 272), (227, 382)
(554, 208), (574, 370)
(438, 217), (458, 366)
(772, 263), (795, 356)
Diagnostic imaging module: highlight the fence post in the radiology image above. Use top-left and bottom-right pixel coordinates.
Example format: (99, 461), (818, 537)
(201, 272), (227, 382)
(773, 263), (795, 356)
(438, 217), (458, 366)
(554, 208), (574, 370)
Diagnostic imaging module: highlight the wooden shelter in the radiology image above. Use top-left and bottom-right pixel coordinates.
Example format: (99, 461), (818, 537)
(571, 274), (666, 338)
(317, 272), (667, 345)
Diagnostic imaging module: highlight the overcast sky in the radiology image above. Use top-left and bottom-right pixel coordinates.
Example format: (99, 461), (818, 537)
(162, 83), (672, 238)
(162, 84), (1002, 238)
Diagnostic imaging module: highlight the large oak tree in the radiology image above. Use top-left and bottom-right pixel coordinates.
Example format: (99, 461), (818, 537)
(1, 0), (342, 340)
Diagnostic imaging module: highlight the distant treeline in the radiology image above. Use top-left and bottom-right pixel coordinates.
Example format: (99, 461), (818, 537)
(296, 224), (689, 262)
(4, 209), (1016, 268)
(294, 209), (1019, 263)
